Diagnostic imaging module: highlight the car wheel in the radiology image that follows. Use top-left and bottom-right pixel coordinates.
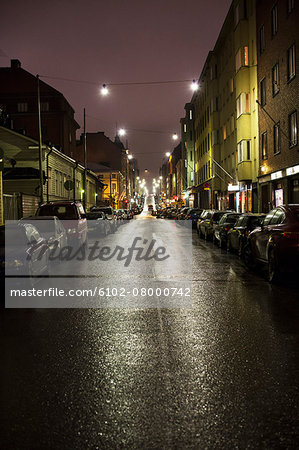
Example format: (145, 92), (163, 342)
(244, 244), (255, 270)
(226, 238), (231, 252)
(238, 239), (243, 258)
(268, 248), (280, 283)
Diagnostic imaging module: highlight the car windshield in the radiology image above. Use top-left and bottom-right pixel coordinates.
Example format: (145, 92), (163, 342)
(226, 214), (240, 223)
(38, 205), (78, 219)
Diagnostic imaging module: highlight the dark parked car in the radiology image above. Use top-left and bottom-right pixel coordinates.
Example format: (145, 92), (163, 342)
(36, 201), (88, 247)
(199, 210), (227, 239)
(227, 213), (266, 256)
(2, 222), (50, 284)
(213, 212), (241, 248)
(196, 209), (212, 235)
(176, 207), (190, 220)
(90, 206), (117, 232)
(185, 208), (203, 228)
(21, 216), (68, 252)
(244, 205), (299, 282)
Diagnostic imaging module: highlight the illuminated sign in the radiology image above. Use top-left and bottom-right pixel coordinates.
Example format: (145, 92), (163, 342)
(286, 165), (299, 176)
(271, 170), (283, 180)
(228, 183), (239, 192)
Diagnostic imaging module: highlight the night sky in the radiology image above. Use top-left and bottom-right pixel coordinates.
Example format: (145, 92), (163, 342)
(1, 0), (231, 180)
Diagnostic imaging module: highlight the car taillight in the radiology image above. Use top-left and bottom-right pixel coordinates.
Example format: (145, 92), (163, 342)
(224, 226), (230, 232)
(281, 232), (299, 240)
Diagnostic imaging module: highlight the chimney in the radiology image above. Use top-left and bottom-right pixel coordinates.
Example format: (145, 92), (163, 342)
(11, 59), (21, 69)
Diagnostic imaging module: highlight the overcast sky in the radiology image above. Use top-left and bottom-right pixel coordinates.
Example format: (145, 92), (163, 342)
(1, 0), (231, 179)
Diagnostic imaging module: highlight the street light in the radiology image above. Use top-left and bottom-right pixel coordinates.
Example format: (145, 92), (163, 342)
(119, 128), (126, 136)
(101, 84), (109, 96)
(191, 80), (199, 91)
(172, 133), (178, 140)
(128, 154), (133, 160)
(166, 152), (171, 157)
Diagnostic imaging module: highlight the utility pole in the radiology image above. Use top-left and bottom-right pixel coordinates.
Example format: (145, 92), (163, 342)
(83, 108), (87, 210)
(37, 75), (44, 204)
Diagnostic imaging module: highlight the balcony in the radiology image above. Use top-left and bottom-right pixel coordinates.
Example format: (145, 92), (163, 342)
(237, 161), (252, 181)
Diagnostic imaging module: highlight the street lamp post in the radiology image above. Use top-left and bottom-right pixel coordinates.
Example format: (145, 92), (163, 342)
(37, 75), (44, 204)
(83, 108), (87, 210)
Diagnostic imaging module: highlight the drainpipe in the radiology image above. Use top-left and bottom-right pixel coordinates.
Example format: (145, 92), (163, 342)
(73, 161), (78, 201)
(46, 146), (53, 203)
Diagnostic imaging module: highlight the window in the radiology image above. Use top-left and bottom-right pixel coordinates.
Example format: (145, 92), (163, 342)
(189, 110), (193, 120)
(235, 3), (240, 27)
(48, 167), (52, 194)
(289, 110), (298, 147)
(40, 102), (49, 112)
(112, 183), (117, 194)
(17, 102), (28, 112)
(237, 140), (251, 163)
(271, 4), (278, 36)
(183, 124), (187, 133)
(274, 122), (280, 154)
(223, 124), (227, 140)
(287, 0), (295, 14)
(236, 93), (250, 117)
(235, 46), (249, 71)
(262, 131), (268, 159)
(287, 44), (296, 81)
(260, 78), (266, 106)
(272, 63), (280, 95)
(259, 25), (265, 54)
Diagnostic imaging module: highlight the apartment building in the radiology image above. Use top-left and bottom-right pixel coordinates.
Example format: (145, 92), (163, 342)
(256, 0), (299, 211)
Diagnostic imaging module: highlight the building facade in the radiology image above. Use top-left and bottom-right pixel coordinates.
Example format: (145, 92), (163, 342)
(256, 0), (299, 211)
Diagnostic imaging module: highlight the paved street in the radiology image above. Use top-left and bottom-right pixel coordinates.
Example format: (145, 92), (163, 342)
(1, 211), (299, 449)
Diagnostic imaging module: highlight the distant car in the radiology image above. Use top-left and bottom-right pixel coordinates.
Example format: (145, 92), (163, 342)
(36, 201), (88, 247)
(213, 212), (242, 248)
(148, 204), (153, 211)
(90, 206), (117, 232)
(227, 213), (266, 256)
(151, 209), (157, 216)
(86, 211), (110, 236)
(20, 216), (68, 252)
(2, 222), (50, 284)
(244, 205), (299, 282)
(176, 207), (190, 220)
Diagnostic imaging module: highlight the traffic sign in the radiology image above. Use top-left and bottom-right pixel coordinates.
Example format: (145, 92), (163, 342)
(204, 182), (210, 190)
(64, 179), (74, 191)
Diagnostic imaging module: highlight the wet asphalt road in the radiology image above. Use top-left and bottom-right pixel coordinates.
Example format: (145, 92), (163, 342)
(1, 212), (299, 449)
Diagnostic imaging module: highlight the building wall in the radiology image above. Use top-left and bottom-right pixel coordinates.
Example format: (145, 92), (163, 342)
(256, 0), (299, 211)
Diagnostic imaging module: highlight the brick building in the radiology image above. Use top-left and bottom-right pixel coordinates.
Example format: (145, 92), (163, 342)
(0, 60), (79, 156)
(256, 0), (299, 211)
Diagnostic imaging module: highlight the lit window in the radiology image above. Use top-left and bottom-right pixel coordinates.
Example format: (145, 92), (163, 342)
(183, 124), (187, 133)
(235, 47), (249, 71)
(271, 4), (278, 36)
(223, 125), (227, 140)
(289, 111), (298, 147)
(189, 110), (193, 120)
(261, 131), (268, 159)
(272, 63), (280, 95)
(273, 122), (280, 154)
(17, 102), (28, 112)
(287, 44), (296, 81)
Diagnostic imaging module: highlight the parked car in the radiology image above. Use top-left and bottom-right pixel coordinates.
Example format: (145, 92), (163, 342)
(227, 213), (266, 256)
(213, 212), (242, 248)
(196, 209), (212, 235)
(199, 210), (227, 239)
(185, 208), (203, 228)
(90, 206), (117, 232)
(21, 216), (68, 252)
(176, 207), (190, 220)
(86, 211), (110, 236)
(2, 222), (50, 283)
(244, 205), (299, 282)
(148, 204), (153, 211)
(36, 201), (88, 247)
